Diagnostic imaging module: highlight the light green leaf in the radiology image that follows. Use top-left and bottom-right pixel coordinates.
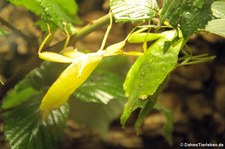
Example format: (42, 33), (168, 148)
(0, 28), (9, 36)
(211, 1), (225, 19)
(1, 62), (67, 109)
(110, 0), (159, 22)
(205, 19), (225, 38)
(8, 0), (41, 15)
(3, 97), (69, 149)
(160, 0), (214, 37)
(1, 87), (39, 109)
(9, 0), (80, 29)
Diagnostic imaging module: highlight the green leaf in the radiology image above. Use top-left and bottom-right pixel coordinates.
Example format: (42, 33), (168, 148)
(2, 97), (69, 149)
(122, 31), (184, 126)
(1, 87), (39, 109)
(160, 0), (214, 37)
(211, 1), (225, 19)
(70, 99), (125, 136)
(205, 19), (225, 38)
(153, 104), (173, 145)
(37, 0), (81, 28)
(110, 0), (159, 22)
(9, 0), (80, 29)
(73, 70), (125, 104)
(8, 0), (41, 15)
(1, 62), (67, 109)
(0, 28), (9, 36)
(1, 62), (69, 149)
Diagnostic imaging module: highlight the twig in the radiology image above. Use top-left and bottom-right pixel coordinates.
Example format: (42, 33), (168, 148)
(48, 14), (110, 52)
(0, 17), (38, 49)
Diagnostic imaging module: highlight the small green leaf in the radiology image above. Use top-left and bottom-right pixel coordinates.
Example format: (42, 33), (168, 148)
(211, 1), (225, 19)
(205, 19), (225, 38)
(0, 28), (9, 36)
(2, 97), (69, 149)
(110, 0), (159, 22)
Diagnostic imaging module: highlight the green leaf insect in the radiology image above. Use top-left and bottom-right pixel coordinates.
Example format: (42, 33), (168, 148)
(122, 30), (185, 126)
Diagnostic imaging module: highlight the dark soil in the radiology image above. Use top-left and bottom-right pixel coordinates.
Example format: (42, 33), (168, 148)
(1, 1), (225, 149)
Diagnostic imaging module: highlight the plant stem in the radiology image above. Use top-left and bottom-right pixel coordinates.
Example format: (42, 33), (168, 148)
(49, 14), (110, 52)
(0, 17), (38, 49)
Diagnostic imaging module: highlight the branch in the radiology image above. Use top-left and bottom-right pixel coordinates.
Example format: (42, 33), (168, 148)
(48, 14), (110, 52)
(0, 17), (38, 49)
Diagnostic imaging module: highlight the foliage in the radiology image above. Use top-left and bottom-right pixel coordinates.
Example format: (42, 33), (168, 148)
(205, 1), (225, 38)
(160, 0), (214, 38)
(3, 99), (69, 149)
(2, 57), (127, 149)
(8, 0), (80, 29)
(1, 0), (225, 149)
(0, 27), (8, 36)
(110, 0), (159, 22)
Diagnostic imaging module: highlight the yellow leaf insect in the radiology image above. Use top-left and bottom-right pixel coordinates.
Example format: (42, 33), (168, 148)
(38, 32), (108, 120)
(38, 14), (144, 120)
